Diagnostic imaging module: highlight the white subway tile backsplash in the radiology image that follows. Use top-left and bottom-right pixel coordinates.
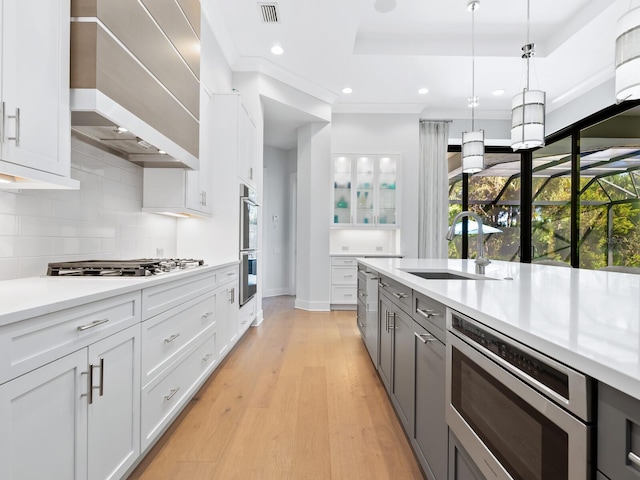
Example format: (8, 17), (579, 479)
(0, 214), (19, 236)
(0, 237), (16, 257)
(0, 258), (18, 280)
(2, 139), (177, 280)
(0, 191), (17, 214)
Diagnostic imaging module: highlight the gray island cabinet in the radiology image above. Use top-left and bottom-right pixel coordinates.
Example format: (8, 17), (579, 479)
(356, 258), (640, 480)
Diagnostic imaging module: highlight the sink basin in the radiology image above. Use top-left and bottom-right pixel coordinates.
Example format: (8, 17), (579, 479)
(404, 271), (485, 280)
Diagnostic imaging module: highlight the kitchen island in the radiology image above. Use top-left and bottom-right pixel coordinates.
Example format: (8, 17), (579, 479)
(359, 257), (640, 480)
(359, 257), (640, 400)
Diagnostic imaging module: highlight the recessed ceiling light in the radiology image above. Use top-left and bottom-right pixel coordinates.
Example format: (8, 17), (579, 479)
(418, 87), (429, 95)
(115, 126), (128, 133)
(342, 87), (353, 94)
(270, 44), (284, 55)
(493, 89), (505, 96)
(158, 150), (167, 155)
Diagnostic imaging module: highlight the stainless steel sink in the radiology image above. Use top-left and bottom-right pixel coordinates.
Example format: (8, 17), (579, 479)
(404, 271), (493, 280)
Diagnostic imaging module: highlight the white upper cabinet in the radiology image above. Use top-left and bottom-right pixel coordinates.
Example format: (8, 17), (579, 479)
(237, 101), (257, 189)
(0, 0), (78, 189)
(142, 87), (213, 217)
(332, 154), (400, 227)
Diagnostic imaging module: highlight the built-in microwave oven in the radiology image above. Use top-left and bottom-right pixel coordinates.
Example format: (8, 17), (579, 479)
(446, 311), (594, 480)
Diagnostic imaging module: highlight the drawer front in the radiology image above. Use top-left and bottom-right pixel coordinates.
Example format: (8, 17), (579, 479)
(332, 266), (357, 285)
(238, 300), (255, 336)
(142, 271), (217, 320)
(141, 331), (217, 450)
(378, 275), (412, 313)
(598, 383), (640, 480)
(141, 292), (216, 387)
(331, 257), (358, 266)
(0, 292), (140, 385)
(331, 286), (357, 304)
(412, 291), (446, 343)
(216, 265), (238, 285)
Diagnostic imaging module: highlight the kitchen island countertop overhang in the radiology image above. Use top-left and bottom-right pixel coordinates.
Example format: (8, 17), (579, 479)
(358, 257), (640, 401)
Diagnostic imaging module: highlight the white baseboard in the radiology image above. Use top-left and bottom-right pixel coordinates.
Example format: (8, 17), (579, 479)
(294, 299), (331, 311)
(263, 287), (291, 298)
(252, 308), (264, 326)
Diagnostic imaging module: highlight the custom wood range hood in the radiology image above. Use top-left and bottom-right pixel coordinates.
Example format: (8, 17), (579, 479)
(70, 0), (200, 169)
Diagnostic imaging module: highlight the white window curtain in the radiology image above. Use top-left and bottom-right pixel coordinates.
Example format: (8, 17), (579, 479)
(418, 120), (451, 258)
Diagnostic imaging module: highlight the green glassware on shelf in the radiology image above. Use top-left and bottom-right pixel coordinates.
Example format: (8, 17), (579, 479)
(337, 196), (348, 208)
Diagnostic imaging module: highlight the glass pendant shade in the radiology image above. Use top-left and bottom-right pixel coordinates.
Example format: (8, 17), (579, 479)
(615, 7), (640, 101)
(511, 89), (546, 150)
(462, 130), (485, 173)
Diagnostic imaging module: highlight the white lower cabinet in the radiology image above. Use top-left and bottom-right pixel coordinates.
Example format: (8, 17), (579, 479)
(0, 324), (141, 480)
(0, 265), (245, 479)
(141, 330), (217, 451)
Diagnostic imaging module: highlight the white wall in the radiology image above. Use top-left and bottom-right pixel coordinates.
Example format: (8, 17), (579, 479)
(0, 137), (177, 280)
(296, 122), (331, 311)
(331, 113), (421, 257)
(263, 145), (296, 296)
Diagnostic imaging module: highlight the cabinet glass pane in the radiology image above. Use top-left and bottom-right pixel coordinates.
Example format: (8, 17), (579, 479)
(356, 156), (374, 224)
(334, 156), (352, 224)
(379, 156), (397, 225)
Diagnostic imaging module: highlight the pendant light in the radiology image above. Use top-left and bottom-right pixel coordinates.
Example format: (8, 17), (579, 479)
(615, 5), (640, 101)
(511, 0), (545, 150)
(462, 0), (484, 174)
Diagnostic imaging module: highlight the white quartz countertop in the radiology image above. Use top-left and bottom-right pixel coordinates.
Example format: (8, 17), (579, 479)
(330, 253), (403, 257)
(0, 261), (238, 327)
(359, 258), (640, 400)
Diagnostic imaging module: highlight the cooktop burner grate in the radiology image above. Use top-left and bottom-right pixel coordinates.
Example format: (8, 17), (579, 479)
(46, 259), (205, 277)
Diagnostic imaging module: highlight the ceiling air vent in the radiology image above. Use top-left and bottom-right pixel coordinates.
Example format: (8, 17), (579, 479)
(258, 3), (280, 23)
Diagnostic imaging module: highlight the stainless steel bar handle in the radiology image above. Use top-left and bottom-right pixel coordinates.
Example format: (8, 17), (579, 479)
(628, 451), (640, 469)
(81, 370), (92, 403)
(379, 281), (389, 288)
(203, 191), (207, 206)
(7, 107), (19, 147)
(415, 308), (440, 320)
(164, 333), (181, 343)
(227, 271), (235, 276)
(344, 293), (353, 297)
(202, 311), (213, 320)
(164, 387), (180, 401)
(98, 358), (104, 397)
(344, 274), (353, 278)
(385, 310), (389, 332)
(88, 365), (94, 404)
(359, 291), (367, 297)
(231, 287), (235, 304)
(77, 318), (110, 331)
(202, 353), (213, 362)
(393, 292), (408, 299)
(414, 332), (436, 344)
(389, 312), (396, 329)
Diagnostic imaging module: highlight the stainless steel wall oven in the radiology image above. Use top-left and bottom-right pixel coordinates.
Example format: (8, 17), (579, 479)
(447, 310), (594, 480)
(240, 184), (258, 305)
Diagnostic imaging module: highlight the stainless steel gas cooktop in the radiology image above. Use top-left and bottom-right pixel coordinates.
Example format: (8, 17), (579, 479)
(46, 259), (205, 277)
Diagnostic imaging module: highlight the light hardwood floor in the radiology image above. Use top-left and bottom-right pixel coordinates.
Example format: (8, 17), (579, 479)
(129, 296), (424, 480)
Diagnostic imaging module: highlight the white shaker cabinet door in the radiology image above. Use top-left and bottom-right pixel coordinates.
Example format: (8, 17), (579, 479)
(0, 0), (71, 175)
(88, 325), (141, 480)
(0, 349), (88, 480)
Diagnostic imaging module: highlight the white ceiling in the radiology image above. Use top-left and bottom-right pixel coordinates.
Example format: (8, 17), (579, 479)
(203, 0), (630, 149)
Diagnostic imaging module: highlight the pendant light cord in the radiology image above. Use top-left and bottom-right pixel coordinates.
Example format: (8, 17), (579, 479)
(471, 6), (476, 130)
(526, 0), (530, 91)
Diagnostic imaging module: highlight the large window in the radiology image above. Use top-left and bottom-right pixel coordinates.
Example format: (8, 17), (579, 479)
(448, 151), (521, 261)
(447, 102), (640, 269)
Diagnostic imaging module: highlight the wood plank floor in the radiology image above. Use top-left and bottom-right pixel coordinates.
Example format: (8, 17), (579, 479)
(129, 296), (424, 480)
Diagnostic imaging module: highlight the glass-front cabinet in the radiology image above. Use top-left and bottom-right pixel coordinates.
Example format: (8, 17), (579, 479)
(332, 154), (399, 227)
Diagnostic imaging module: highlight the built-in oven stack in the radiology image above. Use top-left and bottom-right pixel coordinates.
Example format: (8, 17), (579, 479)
(239, 184), (258, 305)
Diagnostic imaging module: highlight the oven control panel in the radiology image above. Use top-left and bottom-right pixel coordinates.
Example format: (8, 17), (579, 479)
(451, 314), (569, 399)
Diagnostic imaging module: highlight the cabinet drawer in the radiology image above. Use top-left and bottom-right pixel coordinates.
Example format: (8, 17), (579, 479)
(215, 265), (238, 285)
(141, 292), (216, 387)
(331, 286), (357, 304)
(141, 331), (217, 450)
(142, 271), (217, 320)
(0, 292), (140, 385)
(331, 266), (357, 285)
(378, 275), (412, 314)
(412, 291), (446, 343)
(598, 383), (640, 480)
(331, 257), (358, 266)
(238, 299), (255, 336)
